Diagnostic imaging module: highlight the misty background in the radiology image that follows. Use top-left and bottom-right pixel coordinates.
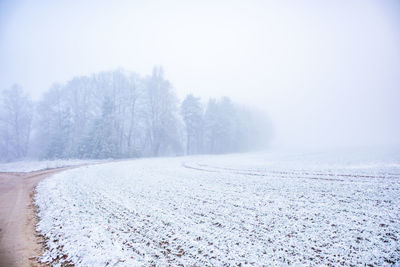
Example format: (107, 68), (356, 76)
(1, 0), (399, 154)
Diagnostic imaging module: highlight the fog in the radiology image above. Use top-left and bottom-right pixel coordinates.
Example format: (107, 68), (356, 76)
(1, 0), (399, 149)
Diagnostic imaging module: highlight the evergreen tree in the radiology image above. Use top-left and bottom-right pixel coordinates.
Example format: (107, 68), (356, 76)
(181, 94), (203, 154)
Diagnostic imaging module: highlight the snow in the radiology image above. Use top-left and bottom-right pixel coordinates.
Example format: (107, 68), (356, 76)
(0, 159), (104, 173)
(35, 149), (400, 266)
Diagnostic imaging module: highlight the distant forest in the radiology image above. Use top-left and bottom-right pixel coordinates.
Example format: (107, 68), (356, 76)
(0, 67), (271, 162)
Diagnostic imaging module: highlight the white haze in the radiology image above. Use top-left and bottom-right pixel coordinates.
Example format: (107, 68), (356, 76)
(1, 0), (399, 148)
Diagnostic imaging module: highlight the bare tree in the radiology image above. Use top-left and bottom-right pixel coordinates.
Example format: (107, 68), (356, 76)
(0, 85), (33, 161)
(144, 67), (182, 156)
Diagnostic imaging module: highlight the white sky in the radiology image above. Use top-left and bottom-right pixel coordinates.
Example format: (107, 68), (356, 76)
(1, 0), (399, 148)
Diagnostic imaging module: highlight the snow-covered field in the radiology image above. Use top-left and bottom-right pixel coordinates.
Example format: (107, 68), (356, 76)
(35, 149), (400, 266)
(0, 159), (104, 172)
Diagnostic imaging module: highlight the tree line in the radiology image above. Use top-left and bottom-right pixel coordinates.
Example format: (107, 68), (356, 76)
(0, 67), (271, 162)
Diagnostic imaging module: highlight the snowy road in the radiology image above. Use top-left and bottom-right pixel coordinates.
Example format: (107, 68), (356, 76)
(35, 150), (400, 266)
(0, 159), (104, 173)
(0, 167), (75, 267)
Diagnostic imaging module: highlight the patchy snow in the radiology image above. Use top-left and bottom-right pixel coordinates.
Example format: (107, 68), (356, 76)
(0, 159), (104, 173)
(35, 149), (400, 266)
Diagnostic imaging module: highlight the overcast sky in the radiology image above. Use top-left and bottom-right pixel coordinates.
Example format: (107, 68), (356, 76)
(1, 0), (399, 148)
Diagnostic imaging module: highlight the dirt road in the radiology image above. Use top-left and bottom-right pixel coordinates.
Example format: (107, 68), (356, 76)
(0, 167), (72, 267)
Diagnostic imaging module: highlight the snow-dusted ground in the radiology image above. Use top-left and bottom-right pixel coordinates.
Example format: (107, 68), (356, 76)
(0, 159), (104, 172)
(35, 149), (400, 266)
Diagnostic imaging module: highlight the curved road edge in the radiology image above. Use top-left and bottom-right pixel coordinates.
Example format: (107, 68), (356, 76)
(0, 166), (85, 267)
